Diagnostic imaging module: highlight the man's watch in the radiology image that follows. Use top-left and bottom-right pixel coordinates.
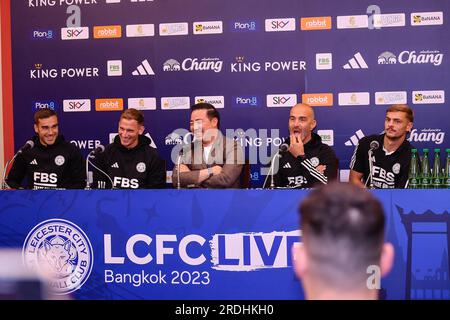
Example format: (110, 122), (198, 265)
(207, 167), (213, 178)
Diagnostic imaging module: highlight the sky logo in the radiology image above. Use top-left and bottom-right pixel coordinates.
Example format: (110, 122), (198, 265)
(231, 21), (258, 32)
(233, 96), (259, 107)
(32, 30), (54, 40)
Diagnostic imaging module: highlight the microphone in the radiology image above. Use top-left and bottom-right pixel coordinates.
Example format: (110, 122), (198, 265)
(366, 141), (379, 189)
(18, 140), (34, 154)
(176, 148), (184, 190)
(2, 140), (35, 189)
(88, 145), (105, 158)
(279, 143), (289, 153)
(369, 140), (380, 151)
(85, 145), (114, 190)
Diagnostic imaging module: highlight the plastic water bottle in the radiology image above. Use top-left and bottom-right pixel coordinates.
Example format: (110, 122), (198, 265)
(445, 149), (450, 189)
(408, 149), (420, 189)
(421, 149), (431, 189)
(432, 149), (442, 189)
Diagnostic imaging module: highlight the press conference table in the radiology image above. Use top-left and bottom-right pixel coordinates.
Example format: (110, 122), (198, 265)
(0, 189), (449, 300)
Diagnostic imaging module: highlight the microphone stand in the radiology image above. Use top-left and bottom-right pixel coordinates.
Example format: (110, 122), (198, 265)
(177, 152), (183, 190)
(366, 149), (375, 189)
(263, 151), (281, 189)
(86, 152), (115, 189)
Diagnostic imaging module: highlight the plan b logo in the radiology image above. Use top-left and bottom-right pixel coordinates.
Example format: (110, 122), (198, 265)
(61, 27), (89, 40)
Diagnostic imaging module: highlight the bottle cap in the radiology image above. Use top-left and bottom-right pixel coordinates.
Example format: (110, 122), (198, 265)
(423, 148), (429, 153)
(411, 149), (417, 153)
(434, 148), (441, 153)
(446, 148), (450, 153)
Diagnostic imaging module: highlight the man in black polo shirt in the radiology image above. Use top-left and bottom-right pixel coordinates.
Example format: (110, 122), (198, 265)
(264, 103), (338, 189)
(92, 109), (166, 189)
(5, 109), (85, 189)
(349, 104), (414, 189)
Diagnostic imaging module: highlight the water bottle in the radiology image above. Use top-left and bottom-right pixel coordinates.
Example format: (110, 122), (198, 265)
(421, 149), (431, 189)
(432, 149), (442, 189)
(445, 149), (450, 189)
(408, 149), (420, 189)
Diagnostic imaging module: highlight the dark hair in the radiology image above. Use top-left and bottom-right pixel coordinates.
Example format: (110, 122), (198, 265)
(34, 109), (58, 125)
(190, 103), (220, 128)
(120, 108), (144, 125)
(386, 104), (414, 123)
(299, 182), (385, 288)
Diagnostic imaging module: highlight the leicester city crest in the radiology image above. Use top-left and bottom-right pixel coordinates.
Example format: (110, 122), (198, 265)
(22, 219), (93, 295)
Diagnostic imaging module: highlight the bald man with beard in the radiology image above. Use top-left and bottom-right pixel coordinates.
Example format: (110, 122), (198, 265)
(264, 103), (338, 189)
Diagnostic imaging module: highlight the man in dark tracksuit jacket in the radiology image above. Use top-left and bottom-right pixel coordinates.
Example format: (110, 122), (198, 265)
(92, 109), (166, 189)
(6, 109), (85, 189)
(264, 103), (338, 189)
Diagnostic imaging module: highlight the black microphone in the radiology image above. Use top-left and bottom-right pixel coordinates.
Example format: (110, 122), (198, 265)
(279, 143), (289, 153)
(369, 140), (380, 151)
(18, 140), (34, 154)
(89, 145), (105, 158)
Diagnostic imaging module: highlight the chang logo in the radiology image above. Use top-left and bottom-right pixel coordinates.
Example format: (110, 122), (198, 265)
(22, 219), (93, 295)
(378, 51), (397, 64)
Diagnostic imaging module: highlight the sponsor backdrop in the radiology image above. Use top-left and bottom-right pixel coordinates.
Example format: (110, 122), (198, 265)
(0, 189), (449, 300)
(9, 0), (450, 186)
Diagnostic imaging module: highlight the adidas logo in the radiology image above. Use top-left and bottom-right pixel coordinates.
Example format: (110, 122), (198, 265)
(283, 162), (292, 169)
(132, 59), (155, 75)
(345, 129), (365, 146)
(30, 159), (38, 165)
(343, 52), (368, 69)
(111, 162), (119, 168)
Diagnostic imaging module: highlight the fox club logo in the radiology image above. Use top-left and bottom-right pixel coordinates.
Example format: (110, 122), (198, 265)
(22, 219), (93, 295)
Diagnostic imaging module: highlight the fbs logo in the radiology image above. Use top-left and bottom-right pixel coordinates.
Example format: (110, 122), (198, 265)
(316, 53), (332, 70)
(302, 93), (333, 107)
(266, 94), (297, 108)
(63, 99), (91, 112)
(412, 91), (445, 104)
(345, 129), (365, 146)
(317, 130), (334, 146)
(343, 52), (368, 69)
(159, 22), (189, 36)
(193, 21), (223, 34)
(107, 60), (122, 76)
(265, 18), (296, 32)
(132, 59), (155, 75)
(127, 98), (157, 111)
(126, 24), (155, 37)
(300, 17), (332, 30)
(95, 99), (124, 111)
(94, 25), (122, 39)
(61, 27), (89, 40)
